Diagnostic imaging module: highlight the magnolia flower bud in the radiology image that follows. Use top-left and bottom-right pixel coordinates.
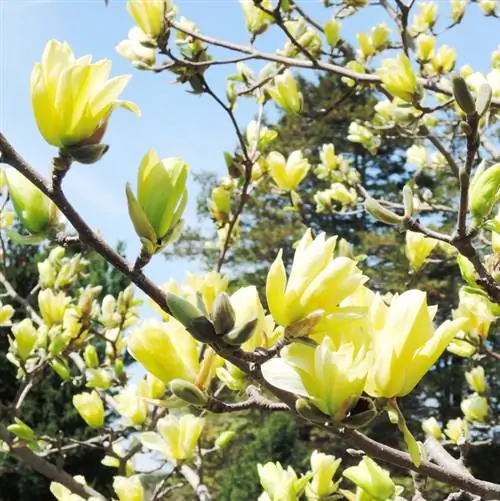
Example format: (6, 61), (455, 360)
(422, 417), (443, 439)
(84, 345), (100, 369)
(126, 150), (188, 256)
(452, 74), (476, 116)
(223, 316), (259, 345)
(469, 163), (500, 221)
(169, 379), (208, 406)
(476, 82), (493, 117)
(212, 292), (236, 335)
(343, 457), (395, 501)
(215, 430), (235, 449)
(324, 18), (341, 47)
(72, 391), (105, 428)
(5, 169), (57, 235)
(11, 319), (37, 361)
(113, 476), (144, 501)
(365, 196), (404, 225)
(7, 418), (35, 442)
(465, 366), (487, 394)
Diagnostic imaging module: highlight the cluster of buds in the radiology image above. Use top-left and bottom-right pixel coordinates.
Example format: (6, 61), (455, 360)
(281, 18), (322, 58)
(355, 24), (391, 61)
(37, 247), (88, 290)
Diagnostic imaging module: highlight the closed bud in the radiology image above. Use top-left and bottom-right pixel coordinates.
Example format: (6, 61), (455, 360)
(5, 169), (58, 235)
(51, 358), (71, 380)
(469, 163), (500, 221)
(72, 391), (105, 428)
(215, 430), (235, 449)
(476, 82), (493, 117)
(117, 27), (156, 68)
(7, 418), (35, 442)
(296, 398), (330, 423)
(126, 150), (188, 255)
(61, 143), (109, 165)
(212, 292), (236, 335)
(84, 345), (100, 369)
(372, 24), (391, 50)
(165, 292), (204, 329)
(452, 74), (476, 115)
(209, 186), (232, 223)
(422, 416), (443, 439)
(365, 196), (403, 225)
(188, 316), (218, 343)
(223, 316), (258, 345)
(324, 18), (341, 47)
(465, 366), (487, 394)
(169, 379), (208, 406)
(403, 184), (414, 218)
(457, 254), (478, 286)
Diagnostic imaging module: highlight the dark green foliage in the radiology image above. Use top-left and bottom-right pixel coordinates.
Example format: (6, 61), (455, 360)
(0, 238), (129, 500)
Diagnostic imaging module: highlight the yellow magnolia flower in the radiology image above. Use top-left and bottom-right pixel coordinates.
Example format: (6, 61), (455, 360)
(306, 451), (341, 500)
(451, 0), (467, 22)
(72, 391), (105, 429)
(11, 319), (37, 361)
(113, 476), (144, 501)
(268, 150), (310, 191)
(453, 288), (497, 339)
(465, 366), (487, 394)
(377, 54), (420, 102)
(406, 145), (427, 168)
(268, 70), (303, 114)
(480, 0), (497, 15)
(127, 0), (172, 39)
(126, 149), (188, 255)
(258, 462), (310, 501)
(262, 337), (371, 421)
(240, 0), (273, 34)
(116, 27), (156, 67)
(429, 45), (456, 75)
(416, 34), (435, 62)
(267, 230), (366, 326)
(461, 394), (488, 422)
(445, 417), (469, 444)
(405, 231), (438, 271)
(343, 457), (395, 501)
(356, 32), (375, 60)
(422, 417), (443, 440)
(50, 476), (100, 501)
(347, 123), (380, 154)
(140, 414), (205, 461)
(365, 290), (467, 398)
(319, 144), (338, 172)
(38, 289), (70, 326)
(128, 320), (199, 384)
(372, 24), (391, 50)
(112, 382), (149, 426)
(230, 286), (267, 351)
(185, 271), (229, 315)
(31, 40), (139, 149)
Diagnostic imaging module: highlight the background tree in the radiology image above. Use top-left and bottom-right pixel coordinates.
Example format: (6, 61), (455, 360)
(0, 238), (129, 500)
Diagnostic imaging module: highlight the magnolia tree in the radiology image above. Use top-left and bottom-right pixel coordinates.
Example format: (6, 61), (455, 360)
(0, 0), (499, 499)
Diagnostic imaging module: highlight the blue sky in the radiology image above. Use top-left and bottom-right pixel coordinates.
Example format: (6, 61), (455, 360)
(1, 0), (498, 288)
